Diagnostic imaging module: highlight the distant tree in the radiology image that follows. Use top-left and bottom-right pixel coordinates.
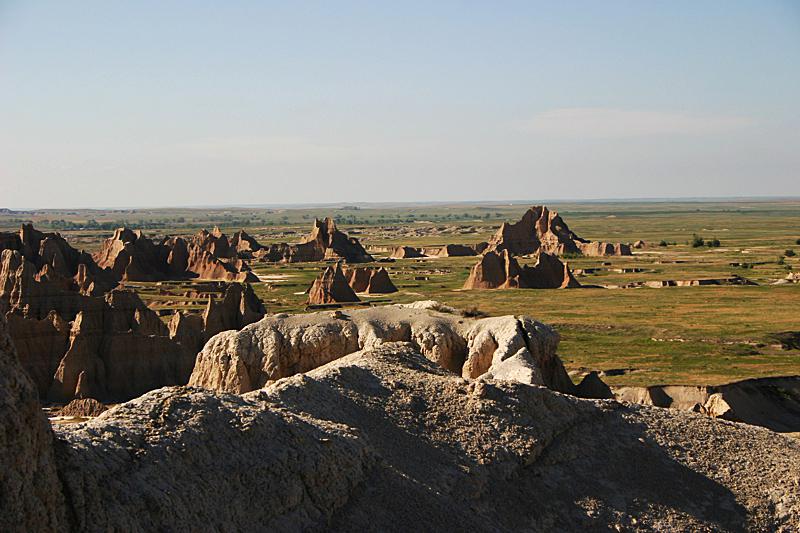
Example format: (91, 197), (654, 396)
(691, 234), (704, 248)
(658, 240), (668, 247)
(778, 255), (786, 265)
(796, 238), (800, 245)
(786, 249), (797, 257)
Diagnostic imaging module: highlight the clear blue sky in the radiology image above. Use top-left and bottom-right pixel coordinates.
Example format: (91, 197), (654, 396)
(2, 1), (799, 208)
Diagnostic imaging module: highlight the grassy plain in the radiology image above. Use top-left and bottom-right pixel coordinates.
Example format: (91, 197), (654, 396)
(6, 199), (799, 387)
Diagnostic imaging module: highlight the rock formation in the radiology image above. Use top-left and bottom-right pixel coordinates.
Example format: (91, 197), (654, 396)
(306, 263), (361, 305)
(390, 245), (425, 258)
(485, 205), (632, 256)
(92, 228), (258, 283)
(0, 306), (66, 532)
(189, 302), (593, 397)
(4, 322), (800, 531)
(614, 375), (800, 432)
(1, 247), (265, 402)
(462, 250), (581, 290)
(262, 218), (373, 263)
(435, 243), (479, 257)
(344, 267), (397, 294)
(0, 224), (116, 294)
(56, 398), (108, 418)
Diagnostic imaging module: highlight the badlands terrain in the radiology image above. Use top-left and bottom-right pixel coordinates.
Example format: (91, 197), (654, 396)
(2, 199), (800, 531)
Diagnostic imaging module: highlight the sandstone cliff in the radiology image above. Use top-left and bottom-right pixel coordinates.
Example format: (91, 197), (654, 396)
(485, 205), (632, 257)
(463, 250), (581, 289)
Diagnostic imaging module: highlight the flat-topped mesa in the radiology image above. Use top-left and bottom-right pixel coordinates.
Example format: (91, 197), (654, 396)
(463, 250), (581, 290)
(92, 228), (258, 283)
(485, 205), (631, 257)
(306, 263), (361, 305)
(261, 218), (374, 263)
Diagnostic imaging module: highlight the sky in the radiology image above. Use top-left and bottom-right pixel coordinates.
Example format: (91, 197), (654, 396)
(1, 1), (799, 209)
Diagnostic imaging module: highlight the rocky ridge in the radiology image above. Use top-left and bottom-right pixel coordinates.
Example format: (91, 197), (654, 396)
(259, 218), (373, 263)
(485, 205), (632, 257)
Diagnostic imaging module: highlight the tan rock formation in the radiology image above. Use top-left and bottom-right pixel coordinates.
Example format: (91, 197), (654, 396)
(485, 205), (632, 256)
(263, 218), (373, 263)
(0, 307), (66, 532)
(344, 267), (398, 294)
(92, 228), (258, 283)
(189, 302), (579, 395)
(390, 245), (424, 258)
(56, 398), (108, 418)
(435, 243), (478, 257)
(613, 375), (800, 431)
(306, 264), (361, 305)
(462, 250), (581, 290)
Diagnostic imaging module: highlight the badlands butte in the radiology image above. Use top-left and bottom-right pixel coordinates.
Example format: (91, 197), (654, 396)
(2, 200), (800, 532)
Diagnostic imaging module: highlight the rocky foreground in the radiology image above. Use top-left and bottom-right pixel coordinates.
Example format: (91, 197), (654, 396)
(3, 309), (800, 532)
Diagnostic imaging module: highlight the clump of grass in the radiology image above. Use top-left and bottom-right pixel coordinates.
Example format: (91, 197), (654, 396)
(460, 306), (488, 318)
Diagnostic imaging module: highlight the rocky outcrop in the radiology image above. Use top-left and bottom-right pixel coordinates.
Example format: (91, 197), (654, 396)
(92, 228), (258, 283)
(0, 307), (66, 532)
(201, 282), (268, 338)
(614, 375), (800, 432)
(344, 267), (397, 294)
(56, 398), (108, 418)
(4, 340), (799, 531)
(485, 205), (632, 256)
(306, 264), (361, 305)
(189, 302), (588, 396)
(2, 247), (265, 402)
(436, 243), (479, 257)
(262, 218), (373, 263)
(390, 245), (424, 258)
(0, 224), (115, 294)
(463, 250), (581, 290)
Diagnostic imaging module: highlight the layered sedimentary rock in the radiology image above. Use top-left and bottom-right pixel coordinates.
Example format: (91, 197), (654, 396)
(485, 205), (631, 256)
(2, 248), (265, 402)
(189, 302), (589, 396)
(390, 245), (424, 258)
(306, 264), (361, 305)
(0, 307), (66, 532)
(262, 218), (373, 263)
(0, 224), (115, 294)
(344, 267), (397, 294)
(56, 398), (108, 418)
(614, 375), (800, 432)
(4, 326), (800, 531)
(463, 250), (581, 290)
(93, 228), (258, 283)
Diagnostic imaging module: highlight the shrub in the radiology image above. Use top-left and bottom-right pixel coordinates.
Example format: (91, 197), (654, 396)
(796, 238), (800, 245)
(691, 234), (704, 248)
(785, 249), (796, 257)
(778, 255), (786, 265)
(710, 237), (720, 247)
(658, 240), (668, 247)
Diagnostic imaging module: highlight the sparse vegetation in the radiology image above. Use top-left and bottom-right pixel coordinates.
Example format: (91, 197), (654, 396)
(691, 234), (705, 248)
